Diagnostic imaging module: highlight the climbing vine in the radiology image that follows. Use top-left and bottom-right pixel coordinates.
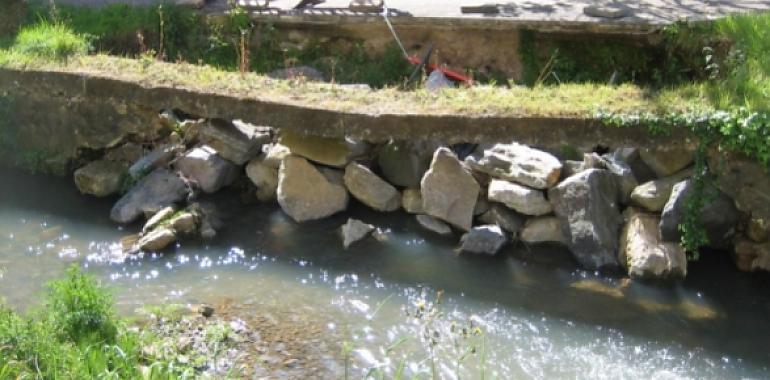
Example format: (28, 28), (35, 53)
(597, 108), (770, 257)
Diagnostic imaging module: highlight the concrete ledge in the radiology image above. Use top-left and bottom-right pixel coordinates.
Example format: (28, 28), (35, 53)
(0, 67), (695, 152)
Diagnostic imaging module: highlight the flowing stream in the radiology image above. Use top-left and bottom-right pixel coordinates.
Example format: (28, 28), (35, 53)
(1, 167), (769, 379)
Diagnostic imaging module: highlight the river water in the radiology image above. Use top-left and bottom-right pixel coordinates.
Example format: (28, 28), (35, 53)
(1, 167), (769, 379)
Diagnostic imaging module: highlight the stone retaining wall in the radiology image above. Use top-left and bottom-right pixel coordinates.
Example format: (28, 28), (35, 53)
(1, 68), (768, 279)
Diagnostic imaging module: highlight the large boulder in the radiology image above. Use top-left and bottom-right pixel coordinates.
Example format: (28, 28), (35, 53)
(377, 140), (437, 188)
(73, 159), (128, 197)
(280, 132), (367, 168)
(277, 156), (349, 222)
(128, 144), (183, 179)
(487, 179), (552, 216)
(198, 119), (272, 165)
(639, 146), (695, 178)
(630, 168), (693, 212)
(465, 142), (562, 189)
(659, 179), (739, 249)
(110, 169), (189, 224)
(584, 152), (638, 204)
(340, 218), (375, 249)
(548, 169), (623, 270)
(401, 188), (424, 214)
(520, 216), (568, 245)
(343, 163), (401, 212)
(415, 215), (453, 236)
(175, 146), (238, 194)
(421, 148), (479, 231)
(619, 209), (687, 279)
(709, 151), (770, 242)
(459, 225), (507, 255)
(246, 155), (279, 201)
(478, 203), (525, 235)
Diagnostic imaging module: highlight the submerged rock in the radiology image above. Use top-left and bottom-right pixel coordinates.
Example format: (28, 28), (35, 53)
(478, 203), (525, 235)
(340, 218), (375, 249)
(630, 168), (693, 212)
(640, 146), (694, 178)
(246, 155), (279, 202)
(459, 225), (507, 255)
(142, 206), (176, 233)
(199, 119), (272, 165)
(548, 169), (622, 270)
(415, 214), (453, 236)
(421, 148), (479, 231)
(487, 179), (552, 216)
(73, 159), (128, 197)
(520, 216), (568, 245)
(619, 209), (687, 279)
(138, 227), (177, 252)
(466, 142), (562, 189)
(175, 146), (238, 194)
(277, 156), (348, 222)
(659, 179), (739, 249)
(401, 188), (424, 214)
(377, 140), (438, 188)
(110, 169), (189, 224)
(343, 162), (401, 212)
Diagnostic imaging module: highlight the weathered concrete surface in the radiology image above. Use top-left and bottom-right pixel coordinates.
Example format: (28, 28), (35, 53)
(0, 68), (697, 174)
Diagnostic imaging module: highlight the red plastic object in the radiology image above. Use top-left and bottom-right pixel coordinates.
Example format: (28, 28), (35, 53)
(407, 55), (472, 84)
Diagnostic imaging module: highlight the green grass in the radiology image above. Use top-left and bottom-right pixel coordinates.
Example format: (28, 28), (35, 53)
(12, 22), (90, 61)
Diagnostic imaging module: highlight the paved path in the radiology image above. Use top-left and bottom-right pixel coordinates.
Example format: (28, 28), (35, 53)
(56, 0), (770, 26)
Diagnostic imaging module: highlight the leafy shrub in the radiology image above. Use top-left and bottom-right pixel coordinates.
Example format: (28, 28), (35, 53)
(46, 265), (117, 343)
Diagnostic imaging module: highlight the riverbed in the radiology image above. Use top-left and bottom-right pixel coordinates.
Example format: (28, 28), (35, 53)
(1, 167), (768, 379)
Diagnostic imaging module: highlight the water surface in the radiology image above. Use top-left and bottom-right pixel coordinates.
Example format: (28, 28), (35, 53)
(1, 167), (769, 379)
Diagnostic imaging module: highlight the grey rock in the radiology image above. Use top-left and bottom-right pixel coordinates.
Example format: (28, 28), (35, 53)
(246, 155), (279, 202)
(73, 159), (128, 197)
(377, 140), (437, 188)
(198, 119), (272, 165)
(421, 148), (479, 231)
(110, 169), (189, 224)
(583, 4), (632, 18)
(466, 142), (562, 189)
(280, 132), (367, 168)
(640, 146), (695, 178)
(401, 188), (424, 214)
(459, 225), (507, 255)
(520, 216), (568, 245)
(478, 203), (525, 235)
(473, 194), (490, 216)
(659, 179), (739, 249)
(415, 214), (453, 236)
(340, 218), (375, 249)
(175, 146), (238, 194)
(488, 179), (552, 216)
(709, 151), (770, 242)
(548, 169), (623, 270)
(344, 162), (401, 212)
(105, 142), (145, 164)
(128, 144), (183, 179)
(630, 168), (693, 212)
(560, 160), (585, 180)
(138, 227), (177, 252)
(733, 239), (770, 272)
(262, 143), (291, 168)
(619, 209), (687, 279)
(277, 155), (349, 222)
(142, 206), (176, 233)
(601, 151), (639, 205)
(169, 212), (198, 235)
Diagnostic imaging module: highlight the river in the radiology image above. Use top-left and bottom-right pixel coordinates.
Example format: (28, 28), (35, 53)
(1, 167), (768, 379)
